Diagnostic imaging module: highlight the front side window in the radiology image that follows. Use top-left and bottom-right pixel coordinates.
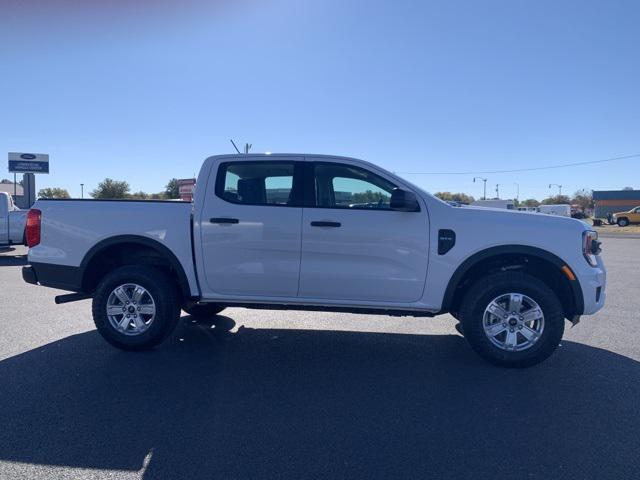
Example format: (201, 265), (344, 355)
(314, 163), (396, 210)
(217, 162), (296, 206)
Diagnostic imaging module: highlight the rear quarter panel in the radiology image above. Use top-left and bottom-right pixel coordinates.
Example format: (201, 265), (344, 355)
(9, 210), (27, 243)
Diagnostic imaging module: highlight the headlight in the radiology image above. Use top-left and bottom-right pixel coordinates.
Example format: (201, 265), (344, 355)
(582, 230), (601, 266)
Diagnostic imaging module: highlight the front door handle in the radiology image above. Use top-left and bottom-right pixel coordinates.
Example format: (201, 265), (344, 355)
(310, 221), (341, 228)
(210, 217), (239, 224)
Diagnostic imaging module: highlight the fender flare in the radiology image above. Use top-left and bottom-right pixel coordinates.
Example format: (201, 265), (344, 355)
(79, 235), (193, 299)
(441, 245), (584, 315)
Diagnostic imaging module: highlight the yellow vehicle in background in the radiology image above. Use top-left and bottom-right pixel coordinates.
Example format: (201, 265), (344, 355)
(612, 206), (640, 227)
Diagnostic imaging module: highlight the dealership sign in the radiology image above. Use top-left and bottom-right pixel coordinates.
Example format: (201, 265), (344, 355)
(8, 152), (49, 174)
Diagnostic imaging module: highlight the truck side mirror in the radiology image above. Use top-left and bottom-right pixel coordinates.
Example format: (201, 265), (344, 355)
(390, 188), (420, 212)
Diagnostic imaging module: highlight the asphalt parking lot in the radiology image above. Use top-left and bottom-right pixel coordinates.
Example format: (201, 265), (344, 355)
(1, 239), (639, 480)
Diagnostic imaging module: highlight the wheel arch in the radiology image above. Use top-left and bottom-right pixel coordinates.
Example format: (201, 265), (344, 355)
(79, 235), (193, 301)
(442, 245), (584, 320)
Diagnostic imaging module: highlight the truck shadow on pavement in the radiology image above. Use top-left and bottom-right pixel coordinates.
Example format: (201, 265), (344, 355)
(0, 315), (638, 479)
(0, 252), (26, 266)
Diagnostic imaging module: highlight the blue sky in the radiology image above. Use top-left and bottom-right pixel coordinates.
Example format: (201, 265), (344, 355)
(1, 0), (639, 200)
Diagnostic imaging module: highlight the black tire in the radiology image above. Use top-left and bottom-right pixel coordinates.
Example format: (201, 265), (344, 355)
(92, 265), (180, 351)
(183, 303), (225, 318)
(617, 217), (629, 227)
(459, 271), (565, 368)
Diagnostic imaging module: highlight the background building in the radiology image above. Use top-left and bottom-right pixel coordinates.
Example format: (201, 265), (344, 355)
(177, 178), (196, 202)
(593, 190), (640, 218)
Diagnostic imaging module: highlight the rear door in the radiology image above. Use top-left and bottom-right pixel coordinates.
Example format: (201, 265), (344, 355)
(298, 161), (430, 303)
(198, 158), (305, 298)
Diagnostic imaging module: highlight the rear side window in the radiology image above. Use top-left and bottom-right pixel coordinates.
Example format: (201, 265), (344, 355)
(216, 162), (298, 206)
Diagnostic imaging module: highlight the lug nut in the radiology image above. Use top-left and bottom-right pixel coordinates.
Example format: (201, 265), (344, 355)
(502, 322), (507, 327)
(509, 328), (514, 332)
(126, 314), (130, 318)
(518, 325), (523, 330)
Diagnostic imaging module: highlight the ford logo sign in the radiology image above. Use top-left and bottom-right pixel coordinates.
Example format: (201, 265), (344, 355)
(20, 153), (37, 160)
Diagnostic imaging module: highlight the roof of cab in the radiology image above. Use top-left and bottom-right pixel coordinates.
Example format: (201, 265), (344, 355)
(204, 153), (363, 162)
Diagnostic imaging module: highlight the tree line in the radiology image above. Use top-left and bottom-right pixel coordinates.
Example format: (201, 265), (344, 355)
(434, 188), (596, 210)
(37, 179), (182, 200)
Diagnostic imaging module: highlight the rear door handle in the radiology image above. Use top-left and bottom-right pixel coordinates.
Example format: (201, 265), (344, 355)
(310, 221), (341, 228)
(210, 217), (239, 224)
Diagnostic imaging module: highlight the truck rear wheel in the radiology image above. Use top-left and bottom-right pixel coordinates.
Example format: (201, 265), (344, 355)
(459, 271), (564, 368)
(92, 266), (180, 351)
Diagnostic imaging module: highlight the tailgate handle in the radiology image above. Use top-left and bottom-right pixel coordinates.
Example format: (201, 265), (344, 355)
(210, 217), (239, 224)
(310, 221), (341, 228)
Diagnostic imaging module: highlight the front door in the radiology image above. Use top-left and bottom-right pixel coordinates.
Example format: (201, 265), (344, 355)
(199, 158), (305, 298)
(299, 161), (430, 303)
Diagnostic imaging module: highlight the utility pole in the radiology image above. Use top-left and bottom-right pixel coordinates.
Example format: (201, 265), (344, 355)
(513, 183), (519, 201)
(80, 183), (84, 199)
(549, 183), (562, 196)
(473, 177), (488, 200)
(495, 184), (500, 199)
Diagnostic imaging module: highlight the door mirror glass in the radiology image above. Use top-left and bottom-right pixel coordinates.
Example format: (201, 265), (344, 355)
(390, 188), (420, 212)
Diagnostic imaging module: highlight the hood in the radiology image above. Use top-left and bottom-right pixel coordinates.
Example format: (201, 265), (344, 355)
(447, 203), (590, 238)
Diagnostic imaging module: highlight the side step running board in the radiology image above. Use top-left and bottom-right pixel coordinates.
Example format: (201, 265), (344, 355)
(55, 292), (92, 305)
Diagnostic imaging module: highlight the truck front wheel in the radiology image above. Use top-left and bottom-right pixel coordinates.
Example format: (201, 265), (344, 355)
(617, 217), (629, 227)
(459, 271), (565, 368)
(92, 266), (180, 350)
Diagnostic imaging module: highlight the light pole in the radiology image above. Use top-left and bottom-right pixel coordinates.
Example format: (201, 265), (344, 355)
(495, 184), (501, 199)
(513, 183), (519, 201)
(80, 183), (84, 199)
(473, 177), (487, 200)
(549, 183), (562, 196)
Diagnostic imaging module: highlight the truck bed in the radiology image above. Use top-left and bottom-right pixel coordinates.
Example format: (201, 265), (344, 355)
(28, 199), (198, 294)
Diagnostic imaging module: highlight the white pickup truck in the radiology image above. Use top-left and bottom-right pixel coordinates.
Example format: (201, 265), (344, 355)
(22, 154), (606, 367)
(0, 192), (27, 247)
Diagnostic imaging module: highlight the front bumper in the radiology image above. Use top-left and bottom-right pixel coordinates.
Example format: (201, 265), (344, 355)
(580, 262), (606, 316)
